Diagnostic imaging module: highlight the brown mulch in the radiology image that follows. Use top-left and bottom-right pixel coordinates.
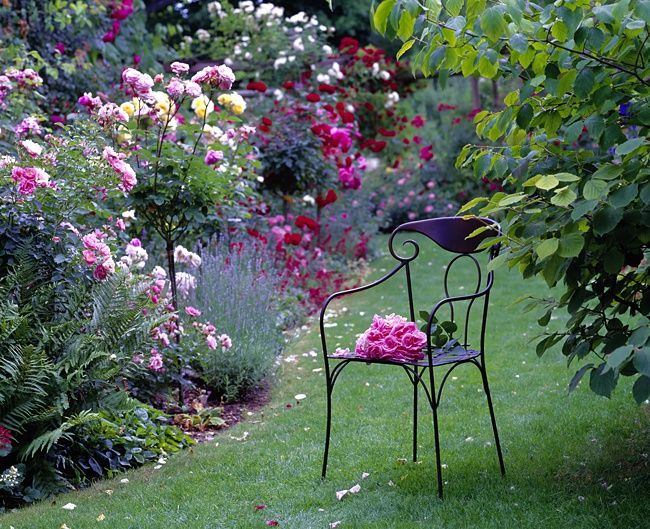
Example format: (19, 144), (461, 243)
(174, 384), (273, 443)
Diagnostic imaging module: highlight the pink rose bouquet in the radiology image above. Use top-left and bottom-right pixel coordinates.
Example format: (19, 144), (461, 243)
(355, 313), (427, 361)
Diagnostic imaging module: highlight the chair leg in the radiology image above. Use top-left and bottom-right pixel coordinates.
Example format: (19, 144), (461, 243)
(481, 368), (505, 476)
(322, 382), (333, 478)
(432, 403), (443, 499)
(413, 378), (418, 462)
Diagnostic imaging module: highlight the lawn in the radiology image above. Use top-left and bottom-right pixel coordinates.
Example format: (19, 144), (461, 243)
(1, 238), (648, 529)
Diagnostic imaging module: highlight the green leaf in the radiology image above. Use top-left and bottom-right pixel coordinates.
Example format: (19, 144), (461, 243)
(569, 363), (593, 393)
(481, 7), (507, 42)
(478, 51), (499, 78)
(374, 0), (398, 35)
(396, 39), (415, 60)
(555, 172), (580, 182)
(606, 345), (634, 371)
(633, 348), (650, 377)
(446, 0), (464, 17)
(397, 11), (416, 41)
(509, 33), (528, 54)
(629, 325), (650, 347)
(516, 104), (534, 129)
(615, 137), (644, 156)
(593, 205), (623, 235)
(593, 5), (615, 25)
(610, 183), (638, 208)
(585, 114), (605, 140)
(635, 0), (650, 24)
(551, 20), (568, 42)
(583, 179), (608, 200)
(564, 121), (584, 143)
(536, 238), (559, 260)
(590, 363), (618, 398)
(551, 187), (577, 207)
(429, 46), (447, 70)
(558, 70), (577, 97)
(535, 174), (559, 190)
(574, 68), (595, 99)
(557, 232), (584, 258)
(604, 249), (624, 274)
(592, 164), (624, 180)
(633, 375), (650, 404)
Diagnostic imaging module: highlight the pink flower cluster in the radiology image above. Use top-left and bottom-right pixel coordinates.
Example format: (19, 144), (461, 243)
(355, 313), (427, 361)
(191, 64), (235, 90)
(189, 313), (232, 351)
(122, 68), (155, 101)
(81, 230), (115, 280)
(14, 116), (42, 136)
(4, 67), (43, 89)
(0, 425), (11, 454)
(102, 146), (137, 191)
(10, 166), (50, 195)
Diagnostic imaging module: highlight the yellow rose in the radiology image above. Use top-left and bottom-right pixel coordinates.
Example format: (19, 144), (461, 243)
(120, 101), (135, 117)
(231, 103), (245, 115)
(217, 93), (233, 105)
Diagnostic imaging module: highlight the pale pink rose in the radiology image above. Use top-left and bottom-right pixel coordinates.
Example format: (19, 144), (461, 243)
(116, 218), (126, 230)
(206, 334), (217, 350)
(219, 334), (232, 350)
(82, 233), (101, 250)
(101, 257), (116, 275)
(122, 68), (141, 85)
(148, 350), (165, 372)
(82, 250), (96, 265)
(184, 81), (202, 97)
(170, 62), (190, 74)
(166, 78), (184, 97)
(133, 354), (144, 364)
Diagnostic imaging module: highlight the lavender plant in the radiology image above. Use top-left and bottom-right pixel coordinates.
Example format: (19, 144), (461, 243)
(187, 240), (285, 403)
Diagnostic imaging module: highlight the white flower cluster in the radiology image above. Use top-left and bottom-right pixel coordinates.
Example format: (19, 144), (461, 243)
(176, 271), (197, 299)
(0, 466), (22, 488)
(174, 245), (202, 267)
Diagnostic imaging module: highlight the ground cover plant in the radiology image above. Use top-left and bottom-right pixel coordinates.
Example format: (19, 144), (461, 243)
(0, 240), (647, 528)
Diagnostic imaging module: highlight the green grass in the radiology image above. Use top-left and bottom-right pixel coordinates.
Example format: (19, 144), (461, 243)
(2, 238), (649, 528)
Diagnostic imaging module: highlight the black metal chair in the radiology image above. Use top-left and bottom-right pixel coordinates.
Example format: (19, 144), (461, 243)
(319, 216), (505, 498)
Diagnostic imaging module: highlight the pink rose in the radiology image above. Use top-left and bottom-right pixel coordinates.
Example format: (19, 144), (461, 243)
(83, 250), (96, 265)
(170, 62), (190, 75)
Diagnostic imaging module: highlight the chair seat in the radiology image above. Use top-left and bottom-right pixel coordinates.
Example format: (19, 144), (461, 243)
(327, 346), (481, 367)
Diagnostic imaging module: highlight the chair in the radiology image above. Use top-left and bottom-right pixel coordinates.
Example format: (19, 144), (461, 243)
(319, 216), (505, 498)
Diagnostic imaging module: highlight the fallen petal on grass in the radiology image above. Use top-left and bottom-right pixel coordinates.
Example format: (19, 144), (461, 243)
(361, 473), (370, 480)
(231, 432), (249, 441)
(254, 505), (266, 510)
(266, 521), (279, 526)
(97, 513), (106, 521)
(294, 394), (307, 400)
(329, 522), (342, 528)
(62, 503), (76, 510)
(336, 490), (348, 501)
(349, 484), (361, 493)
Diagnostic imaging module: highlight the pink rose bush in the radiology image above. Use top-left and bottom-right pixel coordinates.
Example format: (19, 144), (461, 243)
(355, 314), (427, 362)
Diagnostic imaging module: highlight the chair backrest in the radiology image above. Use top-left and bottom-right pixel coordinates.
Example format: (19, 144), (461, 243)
(388, 216), (500, 256)
(386, 216), (501, 351)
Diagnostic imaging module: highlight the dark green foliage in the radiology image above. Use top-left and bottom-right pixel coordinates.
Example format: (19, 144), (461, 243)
(0, 245), (175, 508)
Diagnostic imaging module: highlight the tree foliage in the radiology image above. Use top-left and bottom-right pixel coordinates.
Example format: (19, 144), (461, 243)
(370, 0), (650, 402)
